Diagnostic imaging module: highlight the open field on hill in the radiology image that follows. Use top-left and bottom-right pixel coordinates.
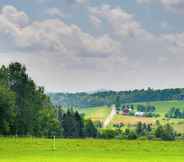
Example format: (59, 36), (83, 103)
(112, 115), (155, 125)
(0, 138), (184, 162)
(77, 106), (111, 122)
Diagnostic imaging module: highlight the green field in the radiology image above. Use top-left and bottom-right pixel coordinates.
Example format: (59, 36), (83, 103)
(0, 138), (184, 162)
(77, 106), (111, 122)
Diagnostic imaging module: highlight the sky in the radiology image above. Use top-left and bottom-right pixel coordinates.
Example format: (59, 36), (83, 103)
(0, 0), (184, 92)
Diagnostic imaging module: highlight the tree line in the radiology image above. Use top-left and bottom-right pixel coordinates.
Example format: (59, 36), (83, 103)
(49, 88), (184, 108)
(99, 122), (177, 141)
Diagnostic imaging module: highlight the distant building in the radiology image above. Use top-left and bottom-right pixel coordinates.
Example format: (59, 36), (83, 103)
(123, 108), (130, 115)
(135, 112), (145, 117)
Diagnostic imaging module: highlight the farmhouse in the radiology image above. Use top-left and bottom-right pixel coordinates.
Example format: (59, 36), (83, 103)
(123, 108), (130, 115)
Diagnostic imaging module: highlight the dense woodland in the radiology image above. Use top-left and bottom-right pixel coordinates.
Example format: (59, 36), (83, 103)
(49, 88), (184, 108)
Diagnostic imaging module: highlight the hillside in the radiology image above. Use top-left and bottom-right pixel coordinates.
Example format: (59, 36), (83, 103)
(49, 88), (184, 108)
(76, 106), (111, 122)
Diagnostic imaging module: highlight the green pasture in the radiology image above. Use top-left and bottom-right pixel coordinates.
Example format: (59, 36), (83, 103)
(0, 138), (184, 162)
(77, 106), (111, 121)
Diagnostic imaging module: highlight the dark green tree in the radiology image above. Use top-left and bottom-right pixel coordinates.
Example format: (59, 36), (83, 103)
(0, 85), (16, 135)
(0, 62), (60, 137)
(84, 119), (97, 138)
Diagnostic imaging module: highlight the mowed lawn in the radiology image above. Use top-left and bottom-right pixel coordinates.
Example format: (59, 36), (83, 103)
(0, 138), (184, 162)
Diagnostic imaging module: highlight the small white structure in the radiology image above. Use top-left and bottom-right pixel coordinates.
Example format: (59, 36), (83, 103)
(135, 112), (145, 117)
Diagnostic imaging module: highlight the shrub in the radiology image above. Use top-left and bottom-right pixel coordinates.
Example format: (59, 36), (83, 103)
(155, 124), (176, 141)
(99, 129), (116, 139)
(127, 131), (137, 140)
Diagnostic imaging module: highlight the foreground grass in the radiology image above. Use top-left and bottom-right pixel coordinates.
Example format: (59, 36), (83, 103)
(0, 138), (184, 162)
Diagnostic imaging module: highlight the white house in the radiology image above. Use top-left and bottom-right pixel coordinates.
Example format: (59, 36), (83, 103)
(135, 112), (145, 117)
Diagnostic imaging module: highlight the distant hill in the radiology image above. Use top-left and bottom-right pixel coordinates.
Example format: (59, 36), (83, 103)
(48, 88), (184, 108)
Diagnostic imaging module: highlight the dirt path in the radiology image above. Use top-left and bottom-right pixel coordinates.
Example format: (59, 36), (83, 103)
(102, 105), (116, 128)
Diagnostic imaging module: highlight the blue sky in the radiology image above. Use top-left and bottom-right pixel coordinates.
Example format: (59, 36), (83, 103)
(0, 0), (184, 92)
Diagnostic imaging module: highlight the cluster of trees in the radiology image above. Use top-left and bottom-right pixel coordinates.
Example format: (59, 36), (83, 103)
(0, 62), (59, 136)
(0, 62), (97, 138)
(99, 122), (177, 141)
(155, 122), (176, 140)
(136, 105), (159, 117)
(165, 107), (184, 119)
(117, 104), (134, 111)
(57, 108), (97, 138)
(49, 88), (184, 108)
(137, 105), (156, 113)
(135, 122), (176, 141)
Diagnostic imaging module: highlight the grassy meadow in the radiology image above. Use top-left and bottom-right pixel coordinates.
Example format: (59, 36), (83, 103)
(77, 106), (111, 122)
(0, 137), (184, 162)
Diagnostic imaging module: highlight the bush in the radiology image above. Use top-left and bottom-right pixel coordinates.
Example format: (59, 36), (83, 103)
(146, 134), (155, 140)
(99, 129), (117, 139)
(127, 131), (137, 140)
(155, 124), (176, 141)
(122, 129), (137, 140)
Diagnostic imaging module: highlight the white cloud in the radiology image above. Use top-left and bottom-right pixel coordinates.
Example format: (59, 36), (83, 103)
(0, 5), (29, 49)
(89, 15), (102, 28)
(161, 0), (184, 13)
(46, 8), (65, 18)
(1, 5), (29, 27)
(0, 5), (124, 72)
(162, 32), (184, 49)
(137, 0), (184, 14)
(89, 5), (151, 39)
(15, 20), (122, 59)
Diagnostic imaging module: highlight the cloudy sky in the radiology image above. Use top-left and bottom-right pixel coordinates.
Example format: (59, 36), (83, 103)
(0, 0), (184, 92)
